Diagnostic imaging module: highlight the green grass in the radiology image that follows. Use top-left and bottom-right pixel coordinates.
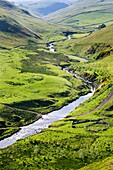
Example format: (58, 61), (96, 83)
(1, 19), (113, 170)
(1, 80), (113, 170)
(46, 0), (113, 31)
(54, 24), (113, 59)
(1, 1), (113, 169)
(0, 0), (85, 140)
(0, 0), (75, 48)
(80, 156), (113, 170)
(61, 12), (113, 28)
(72, 33), (89, 39)
(0, 48), (86, 139)
(48, 33), (66, 42)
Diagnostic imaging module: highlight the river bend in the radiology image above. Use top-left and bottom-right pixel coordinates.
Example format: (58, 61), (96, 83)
(0, 41), (94, 149)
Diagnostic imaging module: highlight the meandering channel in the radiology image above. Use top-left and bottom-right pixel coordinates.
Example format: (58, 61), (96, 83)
(0, 40), (95, 149)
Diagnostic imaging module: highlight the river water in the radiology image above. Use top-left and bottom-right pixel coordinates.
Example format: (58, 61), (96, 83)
(0, 86), (94, 149)
(0, 40), (94, 149)
(67, 35), (71, 40)
(47, 43), (56, 52)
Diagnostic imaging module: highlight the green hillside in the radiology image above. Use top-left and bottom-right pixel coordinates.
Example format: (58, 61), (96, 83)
(55, 23), (113, 58)
(0, 1), (85, 140)
(0, 0), (41, 47)
(46, 0), (113, 31)
(1, 13), (113, 170)
(1, 1), (113, 170)
(16, 0), (75, 16)
(0, 0), (69, 48)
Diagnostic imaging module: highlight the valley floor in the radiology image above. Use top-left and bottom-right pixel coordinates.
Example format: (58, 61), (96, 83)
(1, 24), (113, 169)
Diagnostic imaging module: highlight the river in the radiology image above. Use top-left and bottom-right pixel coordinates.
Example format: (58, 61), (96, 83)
(0, 87), (94, 149)
(0, 40), (95, 149)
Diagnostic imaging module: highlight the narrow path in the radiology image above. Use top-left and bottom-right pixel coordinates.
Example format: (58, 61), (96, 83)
(71, 90), (113, 118)
(0, 127), (19, 130)
(95, 90), (113, 110)
(0, 102), (40, 115)
(0, 70), (94, 148)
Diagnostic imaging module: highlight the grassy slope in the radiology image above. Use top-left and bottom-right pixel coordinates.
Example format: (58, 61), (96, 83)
(0, 0), (71, 48)
(0, 47), (86, 140)
(80, 156), (113, 170)
(0, 0), (41, 47)
(55, 24), (113, 58)
(1, 18), (113, 170)
(46, 0), (113, 31)
(0, 1), (85, 139)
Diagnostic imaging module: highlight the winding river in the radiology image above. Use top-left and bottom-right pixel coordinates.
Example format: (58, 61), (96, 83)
(0, 41), (95, 149)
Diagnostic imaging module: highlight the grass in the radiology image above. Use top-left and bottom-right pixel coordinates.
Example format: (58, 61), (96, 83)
(0, 47), (87, 139)
(1, 1), (113, 169)
(0, 0), (84, 139)
(1, 21), (113, 170)
(54, 24), (113, 59)
(0, 0), (76, 49)
(46, 0), (113, 31)
(80, 156), (113, 170)
(1, 77), (113, 170)
(72, 33), (89, 39)
(48, 33), (66, 42)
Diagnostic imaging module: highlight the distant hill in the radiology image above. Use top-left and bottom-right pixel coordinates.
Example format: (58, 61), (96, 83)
(38, 2), (69, 16)
(0, 0), (16, 9)
(12, 0), (75, 16)
(46, 0), (113, 31)
(9, 0), (77, 4)
(0, 0), (64, 47)
(0, 0), (33, 36)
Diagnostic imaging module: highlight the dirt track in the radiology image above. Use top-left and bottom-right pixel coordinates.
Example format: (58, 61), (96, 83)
(70, 90), (113, 118)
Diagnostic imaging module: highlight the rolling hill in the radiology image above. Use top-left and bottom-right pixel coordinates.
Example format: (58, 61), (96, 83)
(38, 2), (69, 16)
(0, 0), (41, 47)
(11, 0), (78, 16)
(55, 23), (113, 59)
(0, 0), (67, 48)
(46, 0), (113, 31)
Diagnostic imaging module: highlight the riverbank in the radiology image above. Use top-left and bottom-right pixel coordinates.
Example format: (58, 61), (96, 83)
(1, 13), (113, 170)
(0, 34), (96, 148)
(0, 63), (95, 148)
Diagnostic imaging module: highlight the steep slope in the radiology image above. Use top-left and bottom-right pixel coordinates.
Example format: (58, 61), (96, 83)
(74, 24), (113, 59)
(55, 24), (113, 59)
(0, 0), (41, 47)
(46, 0), (113, 31)
(0, 0), (66, 48)
(0, 0), (40, 35)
